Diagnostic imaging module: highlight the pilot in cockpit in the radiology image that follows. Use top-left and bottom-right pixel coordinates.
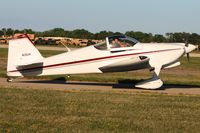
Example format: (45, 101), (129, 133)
(111, 39), (125, 48)
(108, 35), (138, 49)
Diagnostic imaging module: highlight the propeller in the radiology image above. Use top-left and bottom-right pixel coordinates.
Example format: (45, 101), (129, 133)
(186, 53), (190, 62)
(185, 41), (189, 47)
(184, 38), (190, 62)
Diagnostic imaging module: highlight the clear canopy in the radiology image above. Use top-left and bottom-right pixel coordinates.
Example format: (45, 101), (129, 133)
(108, 35), (139, 48)
(94, 35), (139, 50)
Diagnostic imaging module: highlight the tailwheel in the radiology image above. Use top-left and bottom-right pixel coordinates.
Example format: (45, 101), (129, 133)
(7, 77), (13, 82)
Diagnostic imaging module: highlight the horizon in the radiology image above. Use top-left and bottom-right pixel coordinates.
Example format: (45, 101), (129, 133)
(1, 0), (200, 34)
(2, 27), (200, 36)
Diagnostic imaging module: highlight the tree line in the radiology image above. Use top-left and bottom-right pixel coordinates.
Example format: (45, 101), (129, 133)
(1, 28), (200, 45)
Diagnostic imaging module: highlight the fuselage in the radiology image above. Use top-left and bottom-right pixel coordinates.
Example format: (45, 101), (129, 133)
(20, 42), (185, 76)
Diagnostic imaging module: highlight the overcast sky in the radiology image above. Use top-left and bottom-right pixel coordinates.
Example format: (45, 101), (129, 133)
(0, 0), (200, 34)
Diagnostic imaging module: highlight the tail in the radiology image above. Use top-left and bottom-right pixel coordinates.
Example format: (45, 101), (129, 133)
(7, 35), (44, 77)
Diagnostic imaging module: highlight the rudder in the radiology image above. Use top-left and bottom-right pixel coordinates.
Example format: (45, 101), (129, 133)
(7, 35), (43, 77)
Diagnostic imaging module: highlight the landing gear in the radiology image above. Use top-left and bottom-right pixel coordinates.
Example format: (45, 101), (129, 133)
(7, 77), (13, 82)
(135, 66), (163, 89)
(66, 75), (71, 78)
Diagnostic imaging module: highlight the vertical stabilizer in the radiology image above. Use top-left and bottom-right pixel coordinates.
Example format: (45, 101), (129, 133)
(7, 35), (43, 77)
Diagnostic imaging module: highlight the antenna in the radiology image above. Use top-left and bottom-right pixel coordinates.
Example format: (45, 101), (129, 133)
(60, 41), (71, 52)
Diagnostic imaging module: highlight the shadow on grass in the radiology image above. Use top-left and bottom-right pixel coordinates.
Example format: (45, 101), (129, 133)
(17, 77), (200, 90)
(21, 77), (114, 87)
(118, 79), (200, 90)
(161, 84), (200, 90)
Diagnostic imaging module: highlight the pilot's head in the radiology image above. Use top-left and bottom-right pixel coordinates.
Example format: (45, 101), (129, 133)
(114, 39), (119, 42)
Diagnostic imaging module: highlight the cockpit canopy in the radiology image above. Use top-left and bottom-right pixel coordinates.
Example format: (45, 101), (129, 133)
(108, 35), (139, 48)
(94, 35), (139, 50)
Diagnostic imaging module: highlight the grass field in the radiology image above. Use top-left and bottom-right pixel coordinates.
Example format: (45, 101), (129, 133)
(0, 47), (200, 86)
(1, 47), (200, 132)
(1, 87), (200, 132)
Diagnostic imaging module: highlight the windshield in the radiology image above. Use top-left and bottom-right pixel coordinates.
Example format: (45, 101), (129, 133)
(94, 35), (139, 50)
(108, 35), (139, 48)
(94, 41), (107, 50)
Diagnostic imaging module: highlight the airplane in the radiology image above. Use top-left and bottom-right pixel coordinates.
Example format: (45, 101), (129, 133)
(6, 34), (196, 89)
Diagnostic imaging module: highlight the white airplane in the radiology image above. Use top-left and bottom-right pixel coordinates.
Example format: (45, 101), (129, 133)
(7, 34), (196, 89)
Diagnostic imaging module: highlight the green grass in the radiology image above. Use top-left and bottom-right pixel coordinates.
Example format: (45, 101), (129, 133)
(179, 57), (200, 70)
(1, 47), (200, 132)
(0, 87), (200, 132)
(0, 48), (8, 57)
(39, 50), (65, 57)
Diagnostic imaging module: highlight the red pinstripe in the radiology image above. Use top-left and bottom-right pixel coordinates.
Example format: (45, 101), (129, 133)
(9, 48), (181, 73)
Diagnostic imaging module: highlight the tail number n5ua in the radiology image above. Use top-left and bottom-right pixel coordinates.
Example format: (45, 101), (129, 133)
(6, 34), (196, 89)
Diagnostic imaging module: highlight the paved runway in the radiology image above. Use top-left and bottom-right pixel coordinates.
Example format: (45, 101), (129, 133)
(1, 78), (200, 95)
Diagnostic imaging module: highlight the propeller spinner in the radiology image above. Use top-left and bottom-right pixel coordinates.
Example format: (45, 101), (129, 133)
(184, 42), (197, 62)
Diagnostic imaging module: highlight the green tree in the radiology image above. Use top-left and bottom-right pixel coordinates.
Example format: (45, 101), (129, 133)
(94, 31), (114, 40)
(6, 28), (14, 36)
(0, 30), (3, 37)
(125, 31), (153, 42)
(68, 29), (93, 39)
(24, 29), (35, 34)
(166, 32), (190, 43)
(153, 34), (166, 42)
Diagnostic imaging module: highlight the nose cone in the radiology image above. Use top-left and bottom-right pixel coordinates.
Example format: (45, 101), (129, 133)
(185, 44), (197, 53)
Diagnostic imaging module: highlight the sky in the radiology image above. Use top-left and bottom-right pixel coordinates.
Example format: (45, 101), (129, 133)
(0, 0), (200, 34)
